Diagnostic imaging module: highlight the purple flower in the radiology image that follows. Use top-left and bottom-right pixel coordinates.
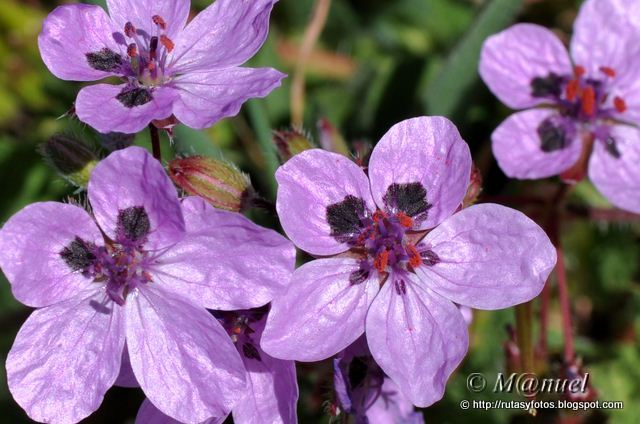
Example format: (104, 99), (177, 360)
(0, 146), (295, 423)
(479, 0), (640, 213)
(135, 308), (299, 424)
(38, 0), (285, 134)
(333, 336), (424, 424)
(260, 116), (556, 407)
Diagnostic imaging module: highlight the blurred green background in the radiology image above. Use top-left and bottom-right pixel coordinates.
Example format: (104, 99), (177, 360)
(0, 0), (638, 422)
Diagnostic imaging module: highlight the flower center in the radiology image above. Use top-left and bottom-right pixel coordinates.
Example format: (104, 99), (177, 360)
(122, 16), (175, 86)
(59, 206), (154, 305)
(530, 65), (625, 157)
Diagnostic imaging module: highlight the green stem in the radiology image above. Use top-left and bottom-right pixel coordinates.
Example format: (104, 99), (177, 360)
(515, 301), (534, 373)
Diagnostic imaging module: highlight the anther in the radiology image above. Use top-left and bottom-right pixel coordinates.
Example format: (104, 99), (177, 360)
(581, 86), (596, 117)
(149, 36), (159, 61)
(152, 15), (167, 30)
(600, 66), (616, 78)
(614, 96), (627, 113)
(396, 212), (413, 228)
(374, 250), (389, 273)
(124, 22), (136, 38)
(566, 79), (579, 102)
(373, 210), (386, 223)
(574, 65), (585, 77)
(160, 35), (175, 53)
(406, 245), (422, 269)
(127, 43), (138, 58)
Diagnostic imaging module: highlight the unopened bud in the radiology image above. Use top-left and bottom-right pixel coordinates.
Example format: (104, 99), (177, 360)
(41, 134), (98, 188)
(462, 164), (483, 208)
(169, 156), (252, 212)
(273, 127), (314, 162)
(98, 132), (135, 152)
(317, 118), (350, 157)
(352, 139), (372, 169)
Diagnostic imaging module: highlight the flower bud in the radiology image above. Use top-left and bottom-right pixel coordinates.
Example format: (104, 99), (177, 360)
(168, 156), (252, 212)
(462, 164), (483, 208)
(317, 118), (350, 157)
(273, 127), (314, 162)
(98, 132), (135, 152)
(41, 134), (98, 188)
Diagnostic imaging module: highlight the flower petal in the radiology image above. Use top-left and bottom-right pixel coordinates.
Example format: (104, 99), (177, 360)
(571, 0), (639, 76)
(589, 124), (640, 213)
(233, 318), (298, 424)
(114, 346), (139, 388)
(126, 285), (246, 423)
(152, 196), (295, 310)
(88, 146), (185, 250)
(261, 258), (379, 362)
(171, 0), (277, 72)
(107, 0), (190, 39)
(492, 109), (581, 179)
(75, 83), (178, 134)
(136, 399), (226, 424)
(38, 4), (124, 81)
(0, 202), (102, 307)
(365, 378), (424, 424)
(479, 23), (572, 109)
(365, 276), (468, 407)
(6, 287), (125, 424)
(368, 117), (471, 230)
(275, 149), (376, 256)
(173, 67), (285, 129)
(417, 203), (555, 309)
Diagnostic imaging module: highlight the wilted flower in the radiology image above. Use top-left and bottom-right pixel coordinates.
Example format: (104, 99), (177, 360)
(0, 146), (295, 423)
(333, 336), (424, 424)
(136, 308), (299, 424)
(261, 116), (556, 407)
(479, 0), (640, 213)
(39, 0), (285, 134)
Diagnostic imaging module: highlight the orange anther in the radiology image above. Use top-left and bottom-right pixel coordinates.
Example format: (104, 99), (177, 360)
(566, 79), (579, 102)
(373, 210), (386, 223)
(152, 15), (167, 30)
(160, 35), (175, 53)
(600, 66), (616, 78)
(614, 96), (627, 113)
(406, 245), (422, 269)
(574, 65), (585, 77)
(127, 43), (138, 58)
(396, 212), (414, 228)
(581, 86), (596, 116)
(374, 250), (389, 273)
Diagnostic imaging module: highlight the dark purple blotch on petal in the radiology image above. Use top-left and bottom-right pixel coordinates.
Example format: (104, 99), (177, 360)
(382, 182), (431, 219)
(116, 206), (150, 242)
(326, 195), (367, 242)
(349, 266), (370, 285)
(420, 249), (439, 266)
(86, 48), (123, 72)
(530, 72), (564, 99)
(537, 118), (570, 152)
(242, 342), (262, 361)
(60, 237), (96, 272)
(604, 136), (621, 159)
(116, 87), (153, 108)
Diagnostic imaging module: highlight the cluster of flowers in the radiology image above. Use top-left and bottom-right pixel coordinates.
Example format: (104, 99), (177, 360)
(0, 0), (635, 423)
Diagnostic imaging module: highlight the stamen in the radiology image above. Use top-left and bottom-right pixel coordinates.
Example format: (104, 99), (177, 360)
(374, 250), (389, 273)
(566, 79), (579, 102)
(372, 210), (386, 223)
(152, 15), (167, 30)
(406, 245), (422, 269)
(127, 43), (138, 58)
(574, 65), (585, 77)
(160, 35), (175, 53)
(124, 22), (136, 38)
(600, 66), (616, 78)
(149, 36), (159, 61)
(614, 96), (627, 113)
(581, 86), (596, 117)
(396, 212), (413, 228)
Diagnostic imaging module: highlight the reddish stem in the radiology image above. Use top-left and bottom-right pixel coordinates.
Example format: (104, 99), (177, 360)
(555, 245), (574, 362)
(149, 124), (161, 161)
